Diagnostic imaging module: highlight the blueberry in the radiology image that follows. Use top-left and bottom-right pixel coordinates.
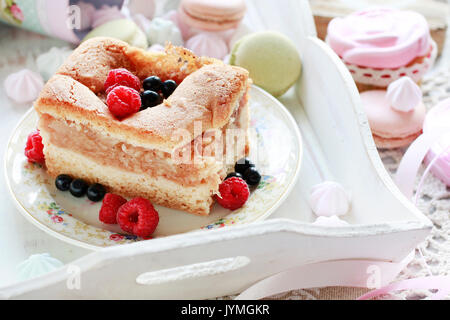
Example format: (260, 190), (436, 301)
(69, 179), (88, 197)
(243, 167), (261, 186)
(234, 157), (255, 175)
(140, 90), (161, 110)
(143, 76), (163, 92)
(225, 172), (243, 180)
(86, 183), (106, 202)
(161, 80), (177, 98)
(55, 174), (72, 191)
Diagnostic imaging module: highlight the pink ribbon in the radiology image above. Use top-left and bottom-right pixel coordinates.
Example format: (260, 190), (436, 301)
(358, 276), (450, 300)
(236, 253), (413, 300)
(395, 129), (449, 199)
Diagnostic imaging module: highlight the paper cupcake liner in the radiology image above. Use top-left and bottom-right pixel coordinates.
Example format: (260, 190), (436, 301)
(344, 40), (437, 88)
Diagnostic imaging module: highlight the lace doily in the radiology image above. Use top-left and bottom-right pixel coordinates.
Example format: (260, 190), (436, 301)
(1, 24), (449, 300)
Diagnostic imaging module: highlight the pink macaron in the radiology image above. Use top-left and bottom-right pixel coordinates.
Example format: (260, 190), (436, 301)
(360, 77), (426, 149)
(178, 0), (246, 31)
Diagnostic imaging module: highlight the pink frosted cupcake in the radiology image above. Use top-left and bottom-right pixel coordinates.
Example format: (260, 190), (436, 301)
(326, 7), (437, 92)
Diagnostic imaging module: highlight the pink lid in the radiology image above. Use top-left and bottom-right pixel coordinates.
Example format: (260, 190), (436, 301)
(327, 7), (431, 69)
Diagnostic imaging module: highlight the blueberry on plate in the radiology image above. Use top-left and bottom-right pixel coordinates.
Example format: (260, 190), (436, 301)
(55, 174), (72, 191)
(140, 90), (161, 110)
(69, 178), (88, 197)
(161, 80), (177, 98)
(234, 157), (255, 175)
(225, 172), (243, 180)
(143, 76), (163, 92)
(243, 167), (261, 186)
(86, 183), (106, 202)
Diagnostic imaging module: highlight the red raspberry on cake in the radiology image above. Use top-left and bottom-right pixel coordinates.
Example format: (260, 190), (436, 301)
(117, 197), (159, 238)
(99, 193), (127, 224)
(215, 177), (249, 210)
(24, 130), (45, 164)
(106, 85), (141, 119)
(104, 68), (141, 94)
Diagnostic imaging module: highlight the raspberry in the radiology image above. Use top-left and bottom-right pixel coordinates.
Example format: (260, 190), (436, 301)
(106, 86), (141, 119)
(215, 177), (249, 210)
(104, 68), (141, 94)
(117, 197), (159, 238)
(99, 193), (127, 224)
(24, 130), (45, 164)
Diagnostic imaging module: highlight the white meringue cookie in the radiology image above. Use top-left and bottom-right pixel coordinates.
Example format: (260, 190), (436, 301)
(147, 17), (183, 46)
(91, 5), (125, 29)
(77, 1), (96, 31)
(312, 215), (350, 227)
(16, 253), (64, 281)
(186, 33), (228, 59)
(36, 47), (73, 81)
(386, 77), (422, 112)
(127, 0), (155, 19)
(309, 181), (351, 217)
(4, 69), (44, 104)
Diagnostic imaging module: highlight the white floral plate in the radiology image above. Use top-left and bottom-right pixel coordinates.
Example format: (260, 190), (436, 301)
(5, 86), (302, 250)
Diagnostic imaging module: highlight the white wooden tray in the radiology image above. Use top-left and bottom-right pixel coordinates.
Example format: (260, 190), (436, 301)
(0, 0), (432, 299)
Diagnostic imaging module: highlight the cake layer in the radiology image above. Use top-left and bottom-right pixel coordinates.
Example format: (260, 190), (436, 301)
(35, 64), (250, 153)
(38, 92), (249, 187)
(57, 38), (218, 94)
(44, 144), (217, 215)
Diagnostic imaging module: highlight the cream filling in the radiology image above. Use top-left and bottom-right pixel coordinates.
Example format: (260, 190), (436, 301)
(39, 91), (249, 187)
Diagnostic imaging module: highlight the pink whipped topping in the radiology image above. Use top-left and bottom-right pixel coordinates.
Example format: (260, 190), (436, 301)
(327, 7), (431, 69)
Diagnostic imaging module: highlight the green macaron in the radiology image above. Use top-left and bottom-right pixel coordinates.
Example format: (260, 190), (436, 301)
(83, 19), (148, 49)
(230, 31), (302, 97)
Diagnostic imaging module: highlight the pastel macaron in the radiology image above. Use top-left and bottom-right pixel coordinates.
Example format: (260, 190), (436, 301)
(83, 19), (148, 49)
(178, 0), (246, 31)
(360, 77), (426, 149)
(230, 31), (302, 97)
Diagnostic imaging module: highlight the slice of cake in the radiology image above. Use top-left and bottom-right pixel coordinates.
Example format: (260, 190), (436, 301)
(34, 37), (251, 215)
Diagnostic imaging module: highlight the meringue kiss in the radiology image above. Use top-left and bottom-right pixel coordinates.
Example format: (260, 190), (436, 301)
(309, 181), (351, 217)
(4, 69), (44, 104)
(16, 253), (64, 281)
(386, 77), (422, 112)
(186, 33), (228, 60)
(36, 47), (72, 81)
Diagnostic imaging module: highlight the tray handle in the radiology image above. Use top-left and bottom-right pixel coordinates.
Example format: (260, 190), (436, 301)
(136, 256), (251, 285)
